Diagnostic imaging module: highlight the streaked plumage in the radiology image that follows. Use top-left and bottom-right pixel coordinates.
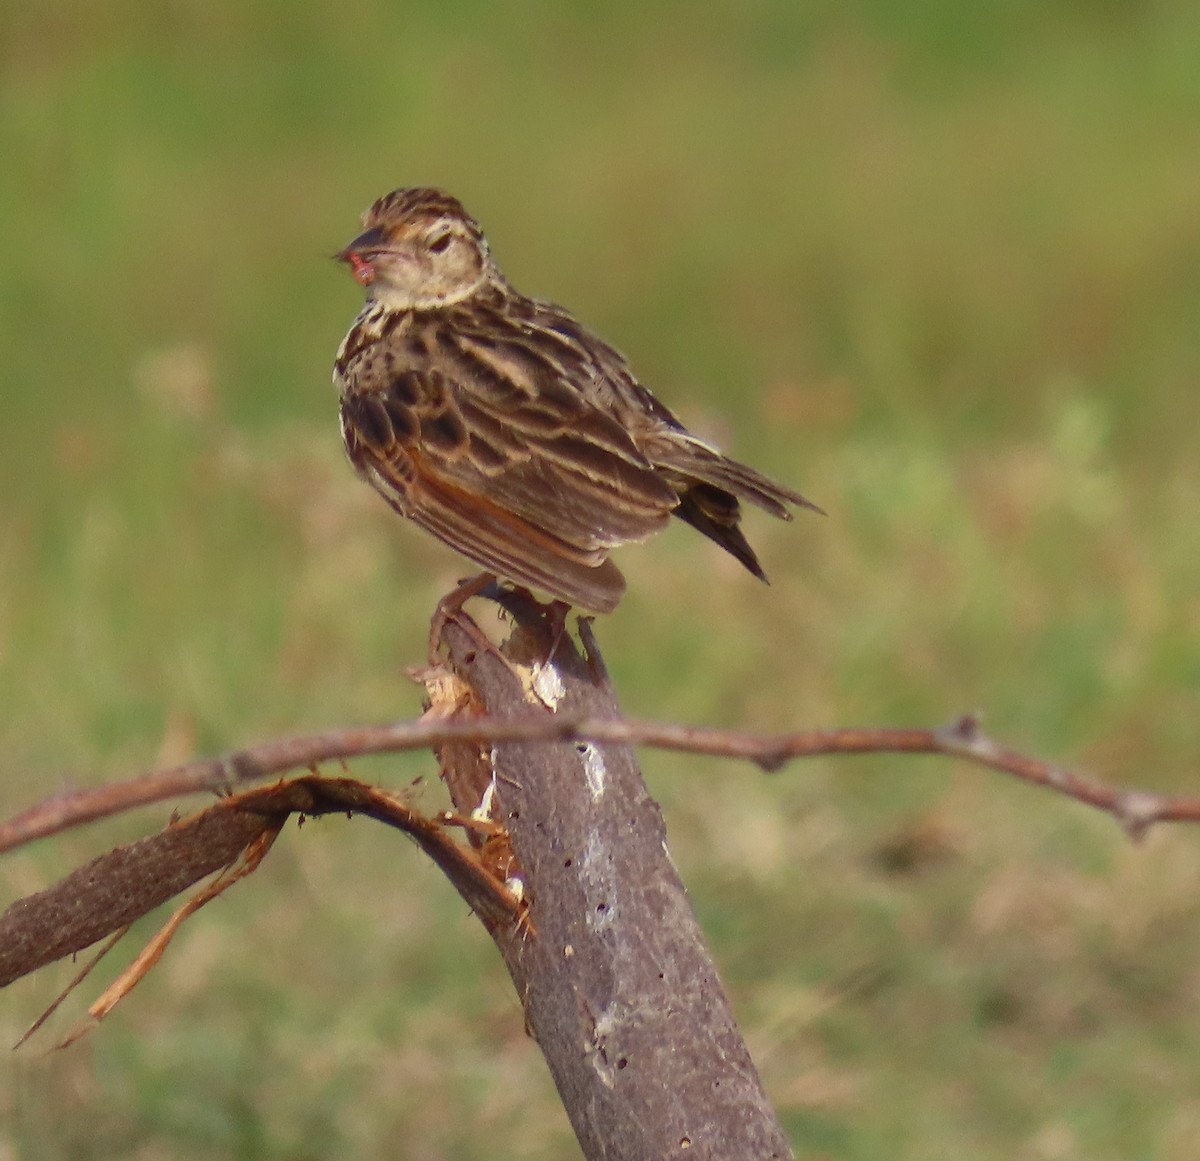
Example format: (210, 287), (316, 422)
(333, 187), (820, 613)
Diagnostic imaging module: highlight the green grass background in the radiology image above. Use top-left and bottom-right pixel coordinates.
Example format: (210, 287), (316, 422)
(4, 2), (1200, 1157)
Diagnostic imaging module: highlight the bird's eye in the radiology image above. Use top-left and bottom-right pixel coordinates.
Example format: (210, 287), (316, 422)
(428, 232), (453, 254)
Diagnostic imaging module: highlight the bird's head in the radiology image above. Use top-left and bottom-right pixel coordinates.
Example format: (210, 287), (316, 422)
(336, 187), (496, 310)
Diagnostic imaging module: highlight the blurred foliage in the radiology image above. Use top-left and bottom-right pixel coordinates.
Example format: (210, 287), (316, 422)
(3, 2), (1200, 1158)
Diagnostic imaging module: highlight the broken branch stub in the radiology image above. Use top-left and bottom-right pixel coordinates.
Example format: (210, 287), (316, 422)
(430, 607), (793, 1161)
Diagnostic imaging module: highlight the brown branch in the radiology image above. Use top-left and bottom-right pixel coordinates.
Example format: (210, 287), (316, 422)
(0, 805), (275, 988)
(3, 710), (1194, 858)
(0, 775), (523, 995)
(59, 821), (284, 1049)
(432, 610), (796, 1158)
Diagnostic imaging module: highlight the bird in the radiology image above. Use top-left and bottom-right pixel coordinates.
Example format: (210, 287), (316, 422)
(333, 187), (821, 614)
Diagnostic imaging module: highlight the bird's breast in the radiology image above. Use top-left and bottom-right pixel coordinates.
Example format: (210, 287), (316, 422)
(333, 304), (415, 395)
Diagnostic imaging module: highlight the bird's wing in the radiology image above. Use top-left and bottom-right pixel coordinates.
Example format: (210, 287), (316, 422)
(509, 296), (824, 520)
(339, 361), (677, 612)
(639, 428), (825, 518)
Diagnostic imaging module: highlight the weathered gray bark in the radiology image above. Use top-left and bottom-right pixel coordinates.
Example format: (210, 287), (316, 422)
(435, 603), (794, 1161)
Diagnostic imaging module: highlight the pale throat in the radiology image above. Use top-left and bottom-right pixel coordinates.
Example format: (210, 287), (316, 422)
(367, 273), (488, 312)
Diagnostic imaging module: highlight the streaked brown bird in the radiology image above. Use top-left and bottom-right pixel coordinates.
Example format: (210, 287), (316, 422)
(333, 187), (821, 613)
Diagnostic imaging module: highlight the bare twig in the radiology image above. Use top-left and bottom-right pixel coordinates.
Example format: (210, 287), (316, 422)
(2, 711), (1194, 857)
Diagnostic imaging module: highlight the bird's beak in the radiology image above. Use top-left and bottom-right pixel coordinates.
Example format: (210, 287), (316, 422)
(335, 226), (388, 263)
(335, 227), (387, 286)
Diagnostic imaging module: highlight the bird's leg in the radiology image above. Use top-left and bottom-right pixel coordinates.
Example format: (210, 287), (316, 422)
(541, 599), (573, 667)
(428, 571), (500, 664)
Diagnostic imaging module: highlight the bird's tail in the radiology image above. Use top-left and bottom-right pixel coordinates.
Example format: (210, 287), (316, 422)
(649, 431), (824, 519)
(647, 431), (823, 582)
(672, 483), (770, 580)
